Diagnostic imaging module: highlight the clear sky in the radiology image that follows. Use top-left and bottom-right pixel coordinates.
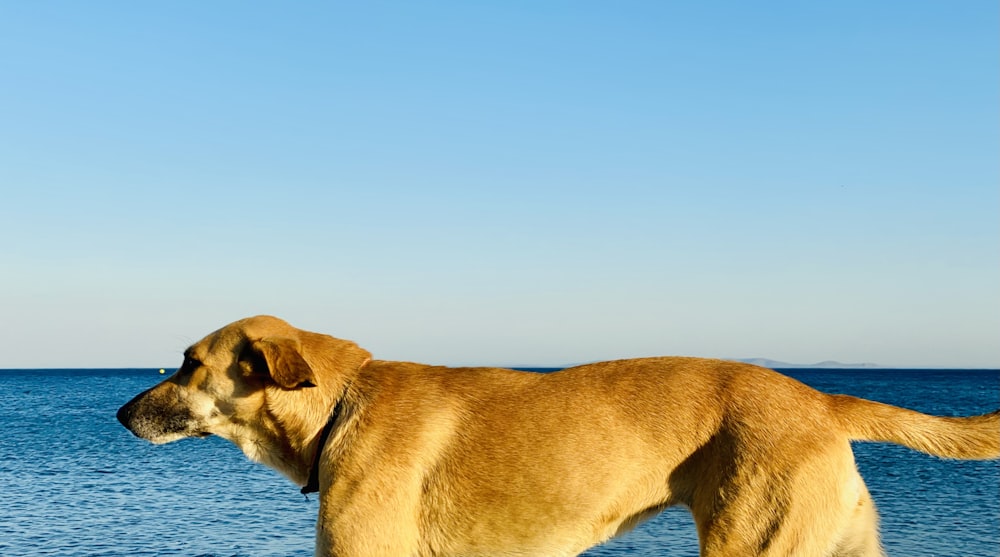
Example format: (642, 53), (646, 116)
(1, 2), (997, 369)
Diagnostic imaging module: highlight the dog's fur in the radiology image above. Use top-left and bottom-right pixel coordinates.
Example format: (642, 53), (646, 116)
(117, 315), (1000, 557)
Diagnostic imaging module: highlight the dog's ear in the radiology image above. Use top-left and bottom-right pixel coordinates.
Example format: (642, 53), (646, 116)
(240, 338), (317, 389)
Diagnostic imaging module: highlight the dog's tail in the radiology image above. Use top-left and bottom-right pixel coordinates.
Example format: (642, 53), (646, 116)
(831, 395), (1000, 460)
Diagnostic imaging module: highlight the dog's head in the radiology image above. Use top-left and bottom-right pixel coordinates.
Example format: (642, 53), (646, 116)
(117, 315), (371, 476)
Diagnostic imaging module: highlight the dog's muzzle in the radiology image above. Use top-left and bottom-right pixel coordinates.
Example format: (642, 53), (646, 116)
(116, 386), (205, 443)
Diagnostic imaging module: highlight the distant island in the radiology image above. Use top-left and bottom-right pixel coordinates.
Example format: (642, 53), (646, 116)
(732, 358), (881, 369)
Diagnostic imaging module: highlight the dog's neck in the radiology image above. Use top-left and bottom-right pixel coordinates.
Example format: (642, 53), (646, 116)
(300, 393), (347, 494)
(297, 357), (369, 494)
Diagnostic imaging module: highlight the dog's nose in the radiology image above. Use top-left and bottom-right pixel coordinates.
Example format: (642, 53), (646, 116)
(116, 402), (133, 428)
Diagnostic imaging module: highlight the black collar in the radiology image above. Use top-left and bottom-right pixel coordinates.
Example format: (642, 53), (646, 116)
(301, 397), (344, 495)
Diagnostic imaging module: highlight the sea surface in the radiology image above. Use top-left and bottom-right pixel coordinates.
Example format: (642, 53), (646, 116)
(0, 367), (997, 557)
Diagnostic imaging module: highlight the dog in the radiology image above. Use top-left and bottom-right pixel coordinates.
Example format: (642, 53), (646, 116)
(117, 315), (999, 556)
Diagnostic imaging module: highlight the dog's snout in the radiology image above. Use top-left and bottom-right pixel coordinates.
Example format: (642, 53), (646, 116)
(115, 384), (206, 444)
(116, 387), (160, 438)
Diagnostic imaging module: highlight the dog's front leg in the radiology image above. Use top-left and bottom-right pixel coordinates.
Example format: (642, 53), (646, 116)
(315, 486), (424, 557)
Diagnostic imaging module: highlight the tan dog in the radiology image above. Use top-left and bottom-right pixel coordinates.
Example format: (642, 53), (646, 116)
(117, 315), (999, 557)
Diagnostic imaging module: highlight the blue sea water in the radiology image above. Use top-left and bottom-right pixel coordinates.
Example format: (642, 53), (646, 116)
(0, 368), (997, 557)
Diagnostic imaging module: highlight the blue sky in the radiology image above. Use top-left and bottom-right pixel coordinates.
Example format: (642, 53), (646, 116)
(1, 2), (997, 368)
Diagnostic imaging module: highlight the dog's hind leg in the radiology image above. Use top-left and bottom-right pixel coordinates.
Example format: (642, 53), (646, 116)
(825, 478), (884, 557)
(691, 438), (884, 557)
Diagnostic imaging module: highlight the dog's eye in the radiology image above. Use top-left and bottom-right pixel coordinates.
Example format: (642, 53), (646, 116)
(182, 357), (202, 372)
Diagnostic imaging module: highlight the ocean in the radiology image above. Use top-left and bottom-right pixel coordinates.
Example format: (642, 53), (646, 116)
(1, 367), (997, 557)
